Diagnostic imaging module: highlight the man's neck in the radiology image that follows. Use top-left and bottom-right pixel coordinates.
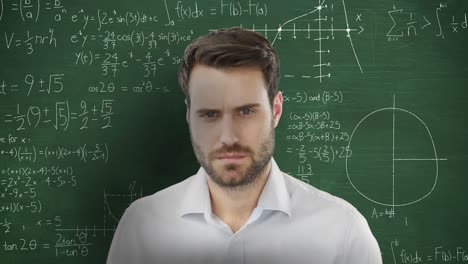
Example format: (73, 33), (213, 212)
(207, 160), (272, 233)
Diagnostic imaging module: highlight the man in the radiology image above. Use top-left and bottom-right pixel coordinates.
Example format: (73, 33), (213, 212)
(107, 27), (382, 264)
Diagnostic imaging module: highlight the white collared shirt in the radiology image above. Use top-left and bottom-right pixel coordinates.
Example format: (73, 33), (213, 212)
(107, 158), (382, 264)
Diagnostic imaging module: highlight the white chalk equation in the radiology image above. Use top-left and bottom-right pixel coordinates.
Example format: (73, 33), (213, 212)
(1, 100), (114, 131)
(387, 3), (467, 41)
(0, 0), (65, 23)
(163, 0), (268, 26)
(0, 143), (109, 163)
(345, 95), (448, 209)
(390, 239), (468, 263)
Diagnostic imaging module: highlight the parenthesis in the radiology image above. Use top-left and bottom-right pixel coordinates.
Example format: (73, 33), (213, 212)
(327, 111), (330, 120)
(311, 133), (315, 142)
(339, 90), (343, 103)
(64, 100), (70, 131)
(38, 200), (42, 212)
(141, 31), (145, 47)
(125, 12), (129, 26)
(16, 146), (20, 162)
(97, 9), (101, 31)
(166, 32), (170, 45)
(136, 11), (140, 26)
(82, 144), (87, 163)
(19, 0), (25, 22)
(89, 51), (93, 65)
(45, 146), (48, 159)
(7, 167), (10, 176)
(264, 4), (267, 16)
(0, 0), (3, 22)
(322, 91), (326, 105)
(237, 2), (242, 16)
(289, 112), (292, 121)
(69, 166), (73, 175)
(105, 143), (109, 163)
(33, 145), (36, 163)
(44, 166), (48, 175)
(35, 0), (40, 22)
(26, 107), (31, 127)
(331, 132), (334, 142)
(330, 146), (335, 162)
(176, 31), (180, 45)
(318, 146), (323, 162)
(130, 30), (134, 47)
(302, 92), (307, 103)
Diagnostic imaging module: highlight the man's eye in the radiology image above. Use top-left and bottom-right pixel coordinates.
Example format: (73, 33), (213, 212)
(240, 108), (254, 115)
(202, 112), (218, 119)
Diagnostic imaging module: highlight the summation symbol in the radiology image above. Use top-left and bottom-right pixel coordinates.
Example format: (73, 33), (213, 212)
(231, 0), (364, 82)
(345, 95), (448, 211)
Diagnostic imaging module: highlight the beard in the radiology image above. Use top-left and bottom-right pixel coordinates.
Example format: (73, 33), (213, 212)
(190, 122), (275, 190)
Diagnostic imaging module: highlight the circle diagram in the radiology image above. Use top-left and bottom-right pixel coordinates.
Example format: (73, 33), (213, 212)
(345, 105), (440, 207)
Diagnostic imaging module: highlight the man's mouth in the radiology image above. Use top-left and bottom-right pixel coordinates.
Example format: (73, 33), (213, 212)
(216, 153), (246, 160)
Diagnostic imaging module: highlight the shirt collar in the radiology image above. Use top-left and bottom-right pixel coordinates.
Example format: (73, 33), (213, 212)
(177, 166), (211, 217)
(178, 158), (292, 218)
(257, 158), (292, 217)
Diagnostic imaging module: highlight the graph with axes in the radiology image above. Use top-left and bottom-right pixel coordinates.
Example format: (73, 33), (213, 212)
(232, 0), (365, 82)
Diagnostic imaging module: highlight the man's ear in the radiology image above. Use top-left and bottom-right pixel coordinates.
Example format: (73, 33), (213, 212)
(273, 91), (283, 128)
(185, 99), (190, 124)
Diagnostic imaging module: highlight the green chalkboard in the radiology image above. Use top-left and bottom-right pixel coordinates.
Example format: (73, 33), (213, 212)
(1, 0), (467, 263)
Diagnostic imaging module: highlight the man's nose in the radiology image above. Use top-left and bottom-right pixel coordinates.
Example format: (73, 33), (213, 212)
(219, 116), (239, 146)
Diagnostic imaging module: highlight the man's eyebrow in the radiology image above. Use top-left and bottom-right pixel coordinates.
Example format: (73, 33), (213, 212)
(195, 104), (261, 114)
(234, 103), (261, 111)
(195, 108), (220, 114)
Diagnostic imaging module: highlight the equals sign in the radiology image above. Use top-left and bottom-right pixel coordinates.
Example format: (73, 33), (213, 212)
(210, 8), (217, 15)
(90, 16), (95, 21)
(121, 87), (128, 91)
(286, 148), (293, 153)
(42, 244), (50, 249)
(9, 85), (19, 92)
(45, 220), (52, 225)
(286, 136), (291, 140)
(90, 35), (96, 40)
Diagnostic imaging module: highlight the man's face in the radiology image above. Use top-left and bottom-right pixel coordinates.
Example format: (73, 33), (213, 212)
(187, 64), (283, 189)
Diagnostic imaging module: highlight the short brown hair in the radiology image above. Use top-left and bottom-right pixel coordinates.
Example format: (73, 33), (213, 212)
(178, 27), (280, 108)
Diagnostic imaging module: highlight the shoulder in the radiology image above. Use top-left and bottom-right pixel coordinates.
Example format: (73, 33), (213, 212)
(282, 173), (382, 262)
(122, 175), (194, 219)
(283, 172), (367, 224)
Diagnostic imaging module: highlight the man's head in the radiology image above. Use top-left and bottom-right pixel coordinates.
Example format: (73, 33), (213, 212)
(178, 27), (283, 190)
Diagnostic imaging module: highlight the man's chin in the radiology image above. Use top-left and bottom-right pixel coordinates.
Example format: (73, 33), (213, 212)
(211, 166), (248, 187)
